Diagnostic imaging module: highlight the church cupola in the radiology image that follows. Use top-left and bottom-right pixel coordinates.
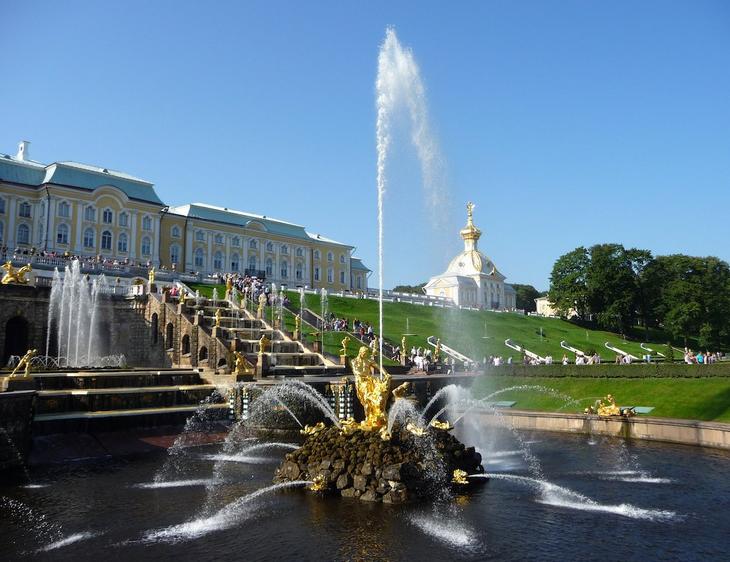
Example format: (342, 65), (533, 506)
(459, 201), (482, 252)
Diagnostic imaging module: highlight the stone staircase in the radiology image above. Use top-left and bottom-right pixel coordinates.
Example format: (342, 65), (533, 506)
(32, 368), (228, 434)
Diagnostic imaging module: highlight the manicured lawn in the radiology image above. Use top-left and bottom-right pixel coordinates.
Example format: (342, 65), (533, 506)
(471, 375), (730, 422)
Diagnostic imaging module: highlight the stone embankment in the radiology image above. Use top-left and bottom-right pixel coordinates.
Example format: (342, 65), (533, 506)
(274, 424), (484, 503)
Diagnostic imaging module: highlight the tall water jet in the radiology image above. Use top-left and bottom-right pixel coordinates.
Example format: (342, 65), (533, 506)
(375, 27), (447, 374)
(49, 260), (111, 368)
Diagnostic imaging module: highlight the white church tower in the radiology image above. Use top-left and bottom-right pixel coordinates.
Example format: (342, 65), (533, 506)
(423, 202), (516, 310)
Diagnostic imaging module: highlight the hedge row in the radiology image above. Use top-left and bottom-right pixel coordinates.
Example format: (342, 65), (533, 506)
(484, 362), (730, 378)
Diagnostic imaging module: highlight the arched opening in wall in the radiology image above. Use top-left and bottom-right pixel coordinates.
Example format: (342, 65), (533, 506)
(98, 322), (112, 357)
(182, 334), (190, 355)
(199, 346), (208, 361)
(3, 316), (29, 364)
(166, 323), (174, 350)
(151, 313), (159, 345)
(217, 357), (227, 368)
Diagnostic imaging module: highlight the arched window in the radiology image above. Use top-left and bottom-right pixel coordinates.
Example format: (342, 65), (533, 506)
(314, 267), (320, 282)
(327, 251), (333, 262)
(340, 270), (345, 284)
(214, 233), (224, 245)
(296, 247), (303, 257)
(327, 267), (334, 283)
(151, 313), (159, 345)
(170, 244), (180, 264)
(313, 249), (320, 260)
(118, 232), (128, 253)
(165, 323), (174, 349)
(280, 260), (288, 278)
(265, 258), (273, 276)
(249, 239), (258, 250)
(194, 248), (205, 268)
(56, 224), (69, 245)
(231, 253), (240, 272)
(119, 212), (128, 227)
(141, 236), (151, 255)
(57, 201), (70, 218)
(102, 208), (113, 224)
(142, 216), (152, 231)
(231, 236), (240, 247)
(171, 225), (180, 238)
(266, 241), (273, 252)
(199, 346), (208, 361)
(281, 244), (288, 255)
(295, 262), (303, 280)
(84, 206), (95, 222)
(181, 334), (190, 355)
(248, 254), (257, 271)
(340, 254), (345, 264)
(196, 230), (205, 241)
(18, 201), (31, 218)
(213, 251), (223, 270)
(83, 228), (95, 248)
(101, 230), (112, 251)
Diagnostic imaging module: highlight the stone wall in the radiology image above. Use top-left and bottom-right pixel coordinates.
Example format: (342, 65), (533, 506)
(0, 285), (51, 364)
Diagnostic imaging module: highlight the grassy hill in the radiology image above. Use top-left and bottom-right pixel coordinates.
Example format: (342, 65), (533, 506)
(189, 283), (677, 362)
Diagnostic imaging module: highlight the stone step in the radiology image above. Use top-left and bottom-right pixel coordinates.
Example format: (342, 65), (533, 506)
(34, 403), (229, 421)
(33, 371), (204, 391)
(37, 384), (217, 397)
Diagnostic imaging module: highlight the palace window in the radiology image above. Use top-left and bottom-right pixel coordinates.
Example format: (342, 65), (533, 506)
(281, 244), (288, 255)
(171, 225), (180, 238)
(248, 255), (257, 271)
(314, 267), (320, 282)
(57, 201), (70, 218)
(214, 233), (224, 245)
(231, 253), (239, 271)
(249, 239), (257, 250)
(356, 276), (362, 289)
(170, 244), (180, 264)
(101, 230), (112, 251)
(0, 198), (5, 215)
(296, 247), (303, 257)
(280, 260), (288, 278)
(266, 241), (273, 252)
(214, 251), (223, 270)
(17, 224), (30, 245)
(83, 227), (95, 248)
(103, 209), (113, 224)
(340, 271), (345, 284)
(19, 202), (31, 218)
(119, 212), (129, 227)
(231, 236), (240, 247)
(327, 251), (333, 262)
(340, 254), (345, 264)
(194, 248), (205, 268)
(118, 233), (128, 253)
(265, 258), (273, 277)
(84, 206), (96, 222)
(142, 216), (152, 231)
(313, 249), (320, 260)
(196, 230), (205, 242)
(295, 262), (303, 281)
(327, 267), (334, 283)
(56, 224), (69, 245)
(141, 236), (152, 255)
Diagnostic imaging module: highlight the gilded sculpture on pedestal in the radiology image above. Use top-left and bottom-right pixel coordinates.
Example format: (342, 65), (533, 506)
(258, 334), (270, 355)
(294, 314), (301, 339)
(10, 348), (37, 377)
(1, 262), (32, 285)
(257, 293), (267, 319)
(225, 275), (233, 299)
(148, 267), (155, 285)
(215, 308), (222, 328)
(434, 338), (442, 362)
(340, 336), (350, 357)
(233, 351), (255, 375)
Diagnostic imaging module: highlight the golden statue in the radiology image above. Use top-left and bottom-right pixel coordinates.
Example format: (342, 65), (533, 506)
(466, 201), (475, 225)
(300, 422), (325, 435)
(225, 275), (233, 298)
(294, 314), (301, 339)
(233, 351), (255, 375)
(258, 334), (270, 355)
(405, 421), (426, 437)
(430, 419), (452, 431)
(369, 336), (379, 360)
(1, 262), (32, 285)
(148, 266), (155, 284)
(257, 293), (267, 319)
(340, 336), (351, 357)
(339, 417), (359, 435)
(351, 346), (391, 430)
(452, 469), (469, 485)
(309, 474), (326, 492)
(401, 336), (407, 359)
(391, 381), (411, 400)
(215, 308), (222, 327)
(596, 394), (621, 417)
(434, 338), (442, 362)
(10, 348), (37, 377)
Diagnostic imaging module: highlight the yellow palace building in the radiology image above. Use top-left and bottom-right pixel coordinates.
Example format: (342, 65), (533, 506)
(0, 141), (370, 291)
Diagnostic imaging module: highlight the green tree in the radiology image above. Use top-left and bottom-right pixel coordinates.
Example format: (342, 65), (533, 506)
(392, 282), (426, 294)
(586, 244), (637, 333)
(548, 247), (590, 318)
(511, 284), (544, 312)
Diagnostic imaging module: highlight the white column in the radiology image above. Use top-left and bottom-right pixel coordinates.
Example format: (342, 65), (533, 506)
(74, 202), (83, 251)
(224, 235), (231, 273)
(7, 197), (16, 248)
(129, 211), (138, 260)
(185, 225), (194, 271)
(207, 231), (213, 274)
(31, 201), (41, 247)
(152, 214), (161, 267)
(46, 197), (56, 251)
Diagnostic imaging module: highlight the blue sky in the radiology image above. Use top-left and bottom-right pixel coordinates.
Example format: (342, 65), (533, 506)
(2, 1), (729, 290)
